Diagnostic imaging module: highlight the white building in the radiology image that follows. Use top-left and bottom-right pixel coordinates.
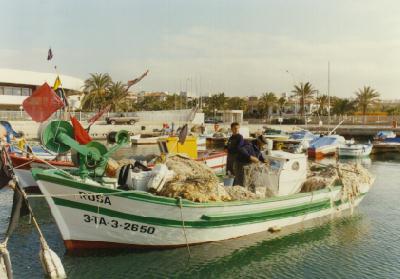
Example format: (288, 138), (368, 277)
(0, 68), (84, 110)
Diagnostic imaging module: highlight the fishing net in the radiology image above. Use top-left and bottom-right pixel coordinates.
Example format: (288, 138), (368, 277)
(302, 163), (373, 198)
(301, 164), (339, 192)
(155, 154), (231, 202)
(225, 186), (258, 200)
(243, 163), (279, 198)
(337, 163), (373, 202)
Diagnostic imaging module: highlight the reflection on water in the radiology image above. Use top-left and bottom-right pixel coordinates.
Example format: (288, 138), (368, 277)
(1, 149), (400, 278)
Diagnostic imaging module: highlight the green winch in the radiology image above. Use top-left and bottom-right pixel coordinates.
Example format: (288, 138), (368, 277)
(40, 120), (129, 178)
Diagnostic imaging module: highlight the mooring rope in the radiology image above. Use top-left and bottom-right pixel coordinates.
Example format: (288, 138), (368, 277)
(9, 144), (75, 179)
(177, 197), (191, 258)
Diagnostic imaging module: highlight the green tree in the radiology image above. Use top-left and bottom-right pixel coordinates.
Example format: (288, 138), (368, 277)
(106, 81), (129, 112)
(331, 98), (356, 115)
(316, 95), (329, 115)
(81, 73), (112, 111)
(204, 93), (227, 115)
(277, 97), (287, 115)
(355, 86), (380, 114)
(258, 92), (277, 118)
(226, 97), (248, 111)
(291, 82), (318, 116)
(355, 86), (380, 122)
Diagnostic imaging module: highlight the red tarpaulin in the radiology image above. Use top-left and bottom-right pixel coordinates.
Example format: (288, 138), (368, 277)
(22, 82), (64, 122)
(70, 115), (92, 144)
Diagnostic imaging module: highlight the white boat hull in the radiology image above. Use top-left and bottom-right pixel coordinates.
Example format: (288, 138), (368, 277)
(33, 169), (371, 250)
(338, 144), (372, 157)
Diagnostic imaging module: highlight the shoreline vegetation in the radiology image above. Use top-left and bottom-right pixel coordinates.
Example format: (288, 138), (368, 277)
(77, 73), (400, 122)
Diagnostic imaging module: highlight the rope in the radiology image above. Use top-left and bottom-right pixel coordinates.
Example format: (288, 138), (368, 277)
(177, 197), (191, 258)
(9, 144), (74, 179)
(13, 159), (35, 169)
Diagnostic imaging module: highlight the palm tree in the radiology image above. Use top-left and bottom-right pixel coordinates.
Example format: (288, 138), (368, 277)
(355, 86), (380, 123)
(355, 86), (380, 114)
(277, 97), (287, 115)
(258, 92), (277, 119)
(316, 95), (329, 115)
(81, 73), (112, 111)
(291, 82), (318, 116)
(332, 98), (356, 115)
(106, 81), (128, 112)
(226, 97), (248, 111)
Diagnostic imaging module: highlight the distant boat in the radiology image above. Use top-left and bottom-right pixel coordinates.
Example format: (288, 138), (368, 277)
(308, 135), (345, 158)
(372, 137), (400, 153)
(373, 131), (396, 141)
(338, 142), (372, 157)
(263, 128), (290, 140)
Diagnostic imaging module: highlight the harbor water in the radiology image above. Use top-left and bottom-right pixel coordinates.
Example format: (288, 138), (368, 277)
(1, 148), (399, 278)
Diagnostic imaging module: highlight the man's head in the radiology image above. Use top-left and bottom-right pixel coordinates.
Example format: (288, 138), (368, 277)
(256, 135), (267, 149)
(230, 122), (240, 135)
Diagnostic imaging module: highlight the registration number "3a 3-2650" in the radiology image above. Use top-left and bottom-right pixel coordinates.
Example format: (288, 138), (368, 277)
(83, 214), (155, 234)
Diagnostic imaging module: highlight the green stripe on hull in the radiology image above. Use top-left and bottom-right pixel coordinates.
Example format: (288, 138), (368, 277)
(52, 197), (333, 228)
(33, 168), (342, 208)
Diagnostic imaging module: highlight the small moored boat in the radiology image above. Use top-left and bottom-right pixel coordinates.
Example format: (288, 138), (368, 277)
(338, 142), (372, 157)
(308, 135), (345, 158)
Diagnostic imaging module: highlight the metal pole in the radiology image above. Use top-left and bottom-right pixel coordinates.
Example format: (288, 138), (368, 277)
(328, 61), (331, 127)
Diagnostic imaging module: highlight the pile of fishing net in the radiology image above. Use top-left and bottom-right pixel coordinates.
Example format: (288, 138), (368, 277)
(302, 163), (373, 197)
(301, 164), (339, 192)
(225, 186), (258, 200)
(154, 154), (231, 202)
(337, 163), (374, 202)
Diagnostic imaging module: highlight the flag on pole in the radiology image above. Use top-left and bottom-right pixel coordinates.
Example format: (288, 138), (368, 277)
(47, 48), (53, 61)
(23, 83), (64, 122)
(88, 104), (111, 125)
(70, 115), (92, 144)
(53, 75), (69, 107)
(127, 70), (149, 89)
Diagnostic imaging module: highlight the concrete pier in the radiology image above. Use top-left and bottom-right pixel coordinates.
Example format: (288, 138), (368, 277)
(8, 121), (399, 140)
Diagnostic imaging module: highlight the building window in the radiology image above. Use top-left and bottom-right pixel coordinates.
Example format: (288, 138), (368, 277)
(12, 87), (22, 96)
(4, 87), (12, 95)
(21, 88), (31, 96)
(0, 87), (3, 95)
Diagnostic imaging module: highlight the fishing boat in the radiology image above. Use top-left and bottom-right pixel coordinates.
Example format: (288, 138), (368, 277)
(196, 150), (227, 173)
(263, 128), (290, 140)
(131, 135), (168, 145)
(372, 137), (400, 153)
(338, 142), (372, 157)
(308, 135), (346, 159)
(275, 130), (318, 153)
(373, 130), (396, 141)
(29, 120), (374, 250)
(33, 153), (373, 250)
(158, 136), (227, 173)
(9, 145), (57, 160)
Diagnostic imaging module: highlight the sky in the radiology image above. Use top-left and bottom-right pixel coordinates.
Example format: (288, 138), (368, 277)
(1, 0), (400, 99)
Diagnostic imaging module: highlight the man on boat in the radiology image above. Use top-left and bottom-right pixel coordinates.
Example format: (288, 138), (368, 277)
(234, 135), (267, 186)
(225, 122), (244, 176)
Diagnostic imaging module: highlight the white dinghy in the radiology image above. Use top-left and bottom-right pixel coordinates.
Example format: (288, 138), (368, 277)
(338, 142), (372, 157)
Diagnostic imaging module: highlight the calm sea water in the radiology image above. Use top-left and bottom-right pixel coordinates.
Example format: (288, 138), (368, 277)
(1, 148), (399, 279)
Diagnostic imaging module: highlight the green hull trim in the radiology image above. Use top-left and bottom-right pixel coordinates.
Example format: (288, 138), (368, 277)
(32, 168), (343, 208)
(52, 197), (334, 228)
